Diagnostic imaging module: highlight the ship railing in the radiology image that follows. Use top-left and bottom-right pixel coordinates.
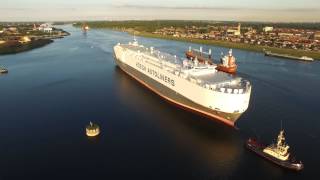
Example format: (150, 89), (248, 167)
(203, 82), (247, 94)
(172, 69), (250, 95)
(172, 69), (249, 94)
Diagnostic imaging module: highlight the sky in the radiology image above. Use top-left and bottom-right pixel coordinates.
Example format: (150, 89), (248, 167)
(1, 0), (320, 22)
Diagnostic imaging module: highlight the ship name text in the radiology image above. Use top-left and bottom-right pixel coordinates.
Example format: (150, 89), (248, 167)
(136, 62), (175, 86)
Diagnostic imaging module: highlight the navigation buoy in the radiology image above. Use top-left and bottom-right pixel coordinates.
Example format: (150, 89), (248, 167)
(86, 121), (100, 137)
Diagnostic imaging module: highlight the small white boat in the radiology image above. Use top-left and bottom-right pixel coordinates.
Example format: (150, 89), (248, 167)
(0, 67), (8, 74)
(299, 56), (314, 61)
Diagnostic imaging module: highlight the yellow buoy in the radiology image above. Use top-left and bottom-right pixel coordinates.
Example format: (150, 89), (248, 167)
(86, 121), (100, 137)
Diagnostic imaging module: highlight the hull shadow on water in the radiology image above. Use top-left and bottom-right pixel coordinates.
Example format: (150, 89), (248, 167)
(113, 66), (244, 177)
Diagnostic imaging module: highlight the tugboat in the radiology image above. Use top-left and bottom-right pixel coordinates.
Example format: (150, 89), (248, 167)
(82, 24), (90, 32)
(185, 46), (213, 64)
(246, 130), (303, 171)
(86, 122), (100, 137)
(216, 49), (237, 74)
(0, 66), (8, 74)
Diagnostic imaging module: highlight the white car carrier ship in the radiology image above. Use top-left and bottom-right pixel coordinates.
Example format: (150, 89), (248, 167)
(113, 38), (251, 126)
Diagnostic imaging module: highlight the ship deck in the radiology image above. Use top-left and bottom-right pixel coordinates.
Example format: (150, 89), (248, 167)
(121, 43), (250, 93)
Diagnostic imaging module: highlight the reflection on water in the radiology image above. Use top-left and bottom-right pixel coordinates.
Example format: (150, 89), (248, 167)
(114, 66), (242, 176)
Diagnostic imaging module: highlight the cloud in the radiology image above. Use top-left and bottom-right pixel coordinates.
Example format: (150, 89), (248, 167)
(0, 5), (320, 22)
(113, 4), (320, 11)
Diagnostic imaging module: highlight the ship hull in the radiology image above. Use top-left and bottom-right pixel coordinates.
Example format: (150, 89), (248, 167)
(264, 51), (313, 62)
(114, 56), (242, 127)
(246, 139), (304, 171)
(216, 65), (237, 74)
(0, 69), (8, 74)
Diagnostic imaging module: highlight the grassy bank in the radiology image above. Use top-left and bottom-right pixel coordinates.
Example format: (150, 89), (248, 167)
(72, 21), (320, 60)
(0, 39), (53, 55)
(136, 32), (320, 60)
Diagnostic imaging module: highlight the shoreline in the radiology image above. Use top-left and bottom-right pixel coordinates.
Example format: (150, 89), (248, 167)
(134, 31), (320, 60)
(0, 39), (53, 55)
(0, 30), (70, 56)
(73, 23), (320, 60)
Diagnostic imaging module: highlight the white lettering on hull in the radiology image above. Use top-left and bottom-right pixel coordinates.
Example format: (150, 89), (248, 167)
(136, 62), (175, 87)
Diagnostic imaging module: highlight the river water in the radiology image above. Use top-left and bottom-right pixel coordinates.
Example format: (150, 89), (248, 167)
(0, 25), (319, 179)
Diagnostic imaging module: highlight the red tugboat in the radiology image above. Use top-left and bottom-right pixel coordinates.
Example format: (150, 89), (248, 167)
(216, 49), (237, 74)
(246, 130), (304, 171)
(82, 24), (90, 32)
(185, 46), (213, 64)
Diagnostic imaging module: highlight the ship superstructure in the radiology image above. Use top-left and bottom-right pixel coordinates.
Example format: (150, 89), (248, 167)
(113, 38), (251, 126)
(186, 46), (237, 74)
(217, 49), (237, 74)
(263, 130), (290, 161)
(186, 46), (213, 64)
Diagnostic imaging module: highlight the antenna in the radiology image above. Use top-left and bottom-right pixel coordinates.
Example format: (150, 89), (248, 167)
(133, 32), (137, 42)
(132, 32), (138, 46)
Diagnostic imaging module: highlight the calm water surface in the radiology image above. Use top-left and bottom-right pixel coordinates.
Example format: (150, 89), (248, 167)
(0, 25), (319, 179)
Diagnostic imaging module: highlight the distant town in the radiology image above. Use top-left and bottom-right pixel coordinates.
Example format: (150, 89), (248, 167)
(0, 23), (69, 55)
(152, 23), (320, 52)
(1, 21), (319, 59)
(72, 21), (320, 59)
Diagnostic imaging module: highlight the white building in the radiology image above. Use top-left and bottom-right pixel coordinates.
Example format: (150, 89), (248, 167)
(263, 26), (274, 32)
(38, 23), (53, 32)
(43, 27), (53, 33)
(227, 23), (241, 36)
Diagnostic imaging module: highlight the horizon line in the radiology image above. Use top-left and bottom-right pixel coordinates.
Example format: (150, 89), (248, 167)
(1, 19), (320, 23)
